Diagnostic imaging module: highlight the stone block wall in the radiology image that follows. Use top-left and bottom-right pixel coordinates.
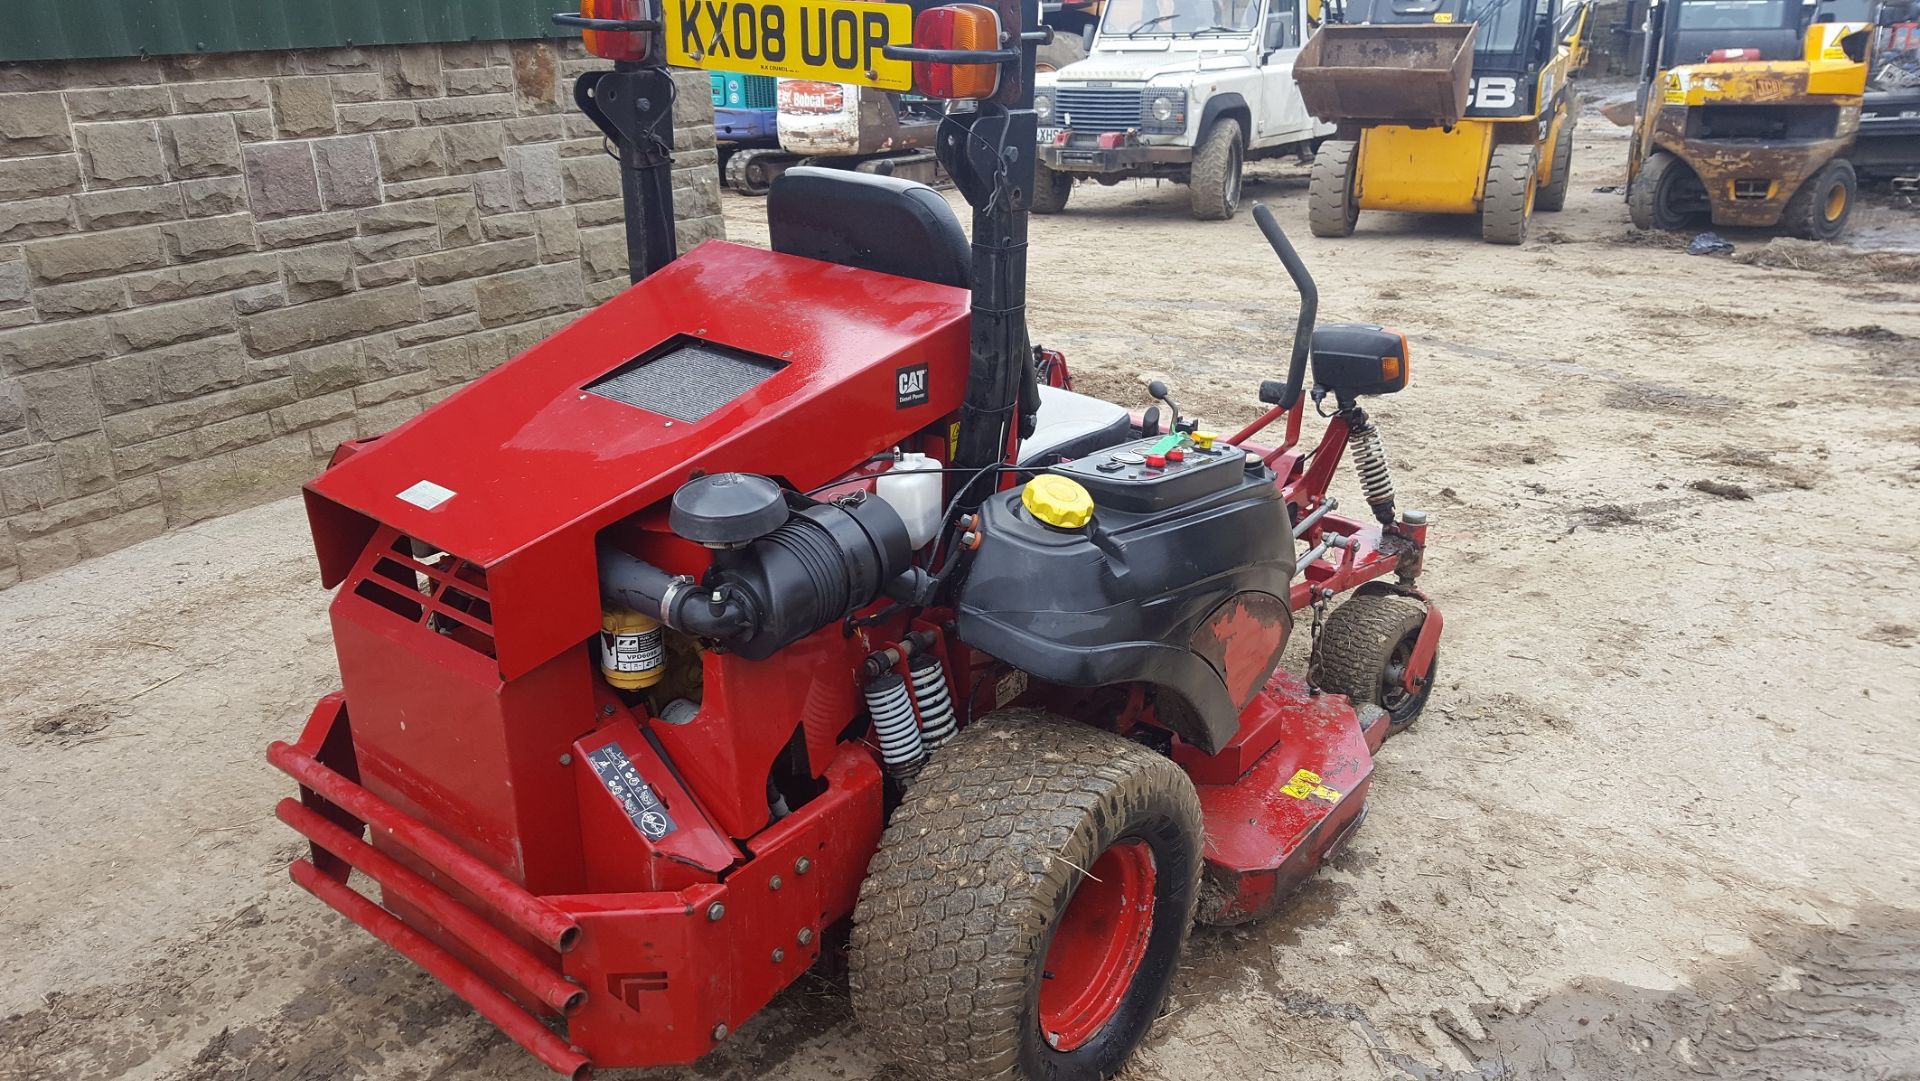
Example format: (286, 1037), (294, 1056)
(0, 42), (724, 588)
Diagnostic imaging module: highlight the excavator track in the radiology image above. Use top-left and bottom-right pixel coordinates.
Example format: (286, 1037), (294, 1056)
(724, 148), (802, 196)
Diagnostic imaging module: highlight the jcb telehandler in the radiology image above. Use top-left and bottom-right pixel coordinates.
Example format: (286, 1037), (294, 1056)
(266, 0), (1445, 1077)
(1627, 0), (1876, 238)
(1296, 0), (1592, 243)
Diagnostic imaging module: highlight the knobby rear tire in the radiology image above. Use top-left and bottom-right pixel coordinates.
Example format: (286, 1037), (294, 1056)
(850, 709), (1204, 1081)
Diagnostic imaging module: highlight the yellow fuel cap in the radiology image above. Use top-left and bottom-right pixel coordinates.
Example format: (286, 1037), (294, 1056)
(1022, 474), (1094, 530)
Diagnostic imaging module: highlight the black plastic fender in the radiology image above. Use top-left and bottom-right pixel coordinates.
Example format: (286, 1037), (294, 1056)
(955, 474), (1295, 754)
(1198, 92), (1251, 143)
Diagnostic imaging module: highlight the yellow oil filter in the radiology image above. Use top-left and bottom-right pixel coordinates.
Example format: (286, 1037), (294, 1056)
(600, 608), (666, 689)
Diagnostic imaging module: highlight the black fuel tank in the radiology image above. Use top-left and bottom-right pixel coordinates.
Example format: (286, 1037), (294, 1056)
(955, 462), (1295, 754)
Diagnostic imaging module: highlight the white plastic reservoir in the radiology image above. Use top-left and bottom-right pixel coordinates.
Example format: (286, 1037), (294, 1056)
(875, 452), (943, 549)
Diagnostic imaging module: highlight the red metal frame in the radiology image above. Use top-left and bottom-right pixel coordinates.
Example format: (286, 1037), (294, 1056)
(268, 236), (1444, 1076)
(1233, 390), (1441, 692)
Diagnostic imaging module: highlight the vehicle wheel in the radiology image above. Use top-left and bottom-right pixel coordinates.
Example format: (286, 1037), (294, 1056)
(1308, 138), (1360, 238)
(1037, 32), (1088, 72)
(1536, 110), (1576, 212)
(1032, 164), (1072, 214)
(1782, 157), (1856, 241)
(851, 709), (1204, 1081)
(1626, 149), (1703, 231)
(1189, 119), (1245, 221)
(1481, 142), (1538, 245)
(1309, 593), (1435, 737)
(725, 150), (775, 196)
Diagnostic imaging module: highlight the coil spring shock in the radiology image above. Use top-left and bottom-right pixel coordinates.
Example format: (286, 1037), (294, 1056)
(908, 653), (958, 751)
(1348, 416), (1397, 525)
(863, 672), (927, 781)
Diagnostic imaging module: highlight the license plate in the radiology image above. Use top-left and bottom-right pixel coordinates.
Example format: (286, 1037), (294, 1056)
(664, 0), (915, 92)
(1037, 126), (1060, 142)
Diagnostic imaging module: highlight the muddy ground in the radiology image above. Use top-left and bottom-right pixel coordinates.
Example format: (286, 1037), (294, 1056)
(4, 95), (1918, 1081)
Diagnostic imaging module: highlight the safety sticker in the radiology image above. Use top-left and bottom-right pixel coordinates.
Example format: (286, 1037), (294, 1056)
(586, 742), (679, 841)
(397, 479), (456, 510)
(1280, 768), (1343, 804)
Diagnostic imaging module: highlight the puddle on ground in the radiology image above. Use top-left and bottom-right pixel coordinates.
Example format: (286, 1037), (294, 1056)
(1848, 195), (1920, 254)
(1443, 904), (1920, 1080)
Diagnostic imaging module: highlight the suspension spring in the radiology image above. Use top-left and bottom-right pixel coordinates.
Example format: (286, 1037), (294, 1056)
(863, 672), (927, 781)
(908, 653), (959, 751)
(1348, 419), (1397, 525)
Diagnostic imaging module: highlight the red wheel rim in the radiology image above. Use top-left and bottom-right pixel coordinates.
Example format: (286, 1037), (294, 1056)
(1038, 840), (1157, 1051)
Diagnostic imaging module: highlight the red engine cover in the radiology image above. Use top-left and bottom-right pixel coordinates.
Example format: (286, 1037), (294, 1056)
(303, 240), (971, 680)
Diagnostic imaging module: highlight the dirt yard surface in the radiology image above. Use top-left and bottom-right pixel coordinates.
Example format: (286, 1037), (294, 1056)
(4, 92), (1918, 1081)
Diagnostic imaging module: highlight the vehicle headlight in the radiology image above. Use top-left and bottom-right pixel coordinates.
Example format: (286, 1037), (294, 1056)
(1035, 92), (1054, 123)
(1139, 88), (1186, 132)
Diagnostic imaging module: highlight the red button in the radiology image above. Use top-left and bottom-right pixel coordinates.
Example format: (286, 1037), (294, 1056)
(1167, 447), (1185, 462)
(1145, 453), (1166, 468)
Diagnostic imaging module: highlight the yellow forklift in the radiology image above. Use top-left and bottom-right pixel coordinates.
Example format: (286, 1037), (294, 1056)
(1626, 0), (1876, 239)
(1294, 0), (1592, 244)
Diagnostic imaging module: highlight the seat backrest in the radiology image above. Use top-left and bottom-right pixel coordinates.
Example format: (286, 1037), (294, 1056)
(767, 167), (971, 289)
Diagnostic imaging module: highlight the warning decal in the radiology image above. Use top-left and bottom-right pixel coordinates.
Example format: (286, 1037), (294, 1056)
(587, 742), (679, 841)
(1280, 768), (1344, 804)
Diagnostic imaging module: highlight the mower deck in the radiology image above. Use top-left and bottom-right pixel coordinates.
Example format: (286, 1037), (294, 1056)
(1180, 670), (1379, 924)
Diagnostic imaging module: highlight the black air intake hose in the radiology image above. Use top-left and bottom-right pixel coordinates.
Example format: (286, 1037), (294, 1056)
(599, 492), (912, 661)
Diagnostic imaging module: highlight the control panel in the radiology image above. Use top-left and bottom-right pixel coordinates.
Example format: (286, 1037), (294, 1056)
(1049, 432), (1246, 514)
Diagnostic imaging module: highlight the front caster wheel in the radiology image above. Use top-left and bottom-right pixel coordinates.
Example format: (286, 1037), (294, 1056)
(850, 709), (1204, 1081)
(1309, 593), (1436, 736)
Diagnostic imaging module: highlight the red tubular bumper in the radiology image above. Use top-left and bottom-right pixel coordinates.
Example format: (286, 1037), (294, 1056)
(274, 798), (585, 1016)
(288, 860), (592, 1080)
(268, 698), (590, 1076)
(268, 736), (582, 953)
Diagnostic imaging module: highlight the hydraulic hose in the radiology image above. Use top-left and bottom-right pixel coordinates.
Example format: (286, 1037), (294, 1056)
(597, 544), (755, 641)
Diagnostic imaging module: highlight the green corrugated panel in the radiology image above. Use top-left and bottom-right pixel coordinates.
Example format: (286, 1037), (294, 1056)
(0, 0), (581, 63)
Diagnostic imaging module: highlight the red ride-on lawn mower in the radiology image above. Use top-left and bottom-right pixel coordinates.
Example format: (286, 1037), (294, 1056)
(266, 1), (1443, 1077)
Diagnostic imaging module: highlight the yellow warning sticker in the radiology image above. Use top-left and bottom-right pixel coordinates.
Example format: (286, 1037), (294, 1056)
(1433, 11), (1454, 21)
(1281, 768), (1342, 803)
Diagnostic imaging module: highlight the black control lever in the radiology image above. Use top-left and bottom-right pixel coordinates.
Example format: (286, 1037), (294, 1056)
(1251, 203), (1317, 412)
(1147, 379), (1181, 433)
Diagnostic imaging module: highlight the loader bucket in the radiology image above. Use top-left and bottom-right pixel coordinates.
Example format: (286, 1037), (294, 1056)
(1294, 23), (1478, 125)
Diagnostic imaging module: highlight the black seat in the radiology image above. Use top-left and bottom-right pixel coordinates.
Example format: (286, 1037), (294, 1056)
(768, 167), (971, 289)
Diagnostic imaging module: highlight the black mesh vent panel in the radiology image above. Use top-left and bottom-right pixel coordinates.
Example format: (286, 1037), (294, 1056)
(585, 339), (786, 422)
